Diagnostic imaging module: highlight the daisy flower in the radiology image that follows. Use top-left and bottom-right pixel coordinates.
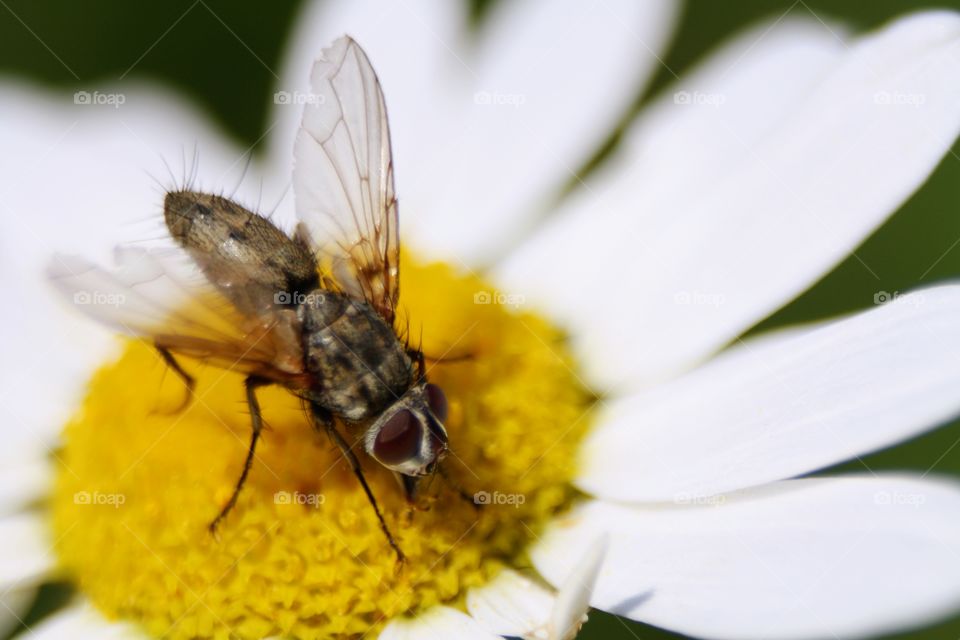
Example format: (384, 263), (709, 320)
(3, 1), (960, 639)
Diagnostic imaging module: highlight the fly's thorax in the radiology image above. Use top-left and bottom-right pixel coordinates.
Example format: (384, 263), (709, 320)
(297, 291), (413, 420)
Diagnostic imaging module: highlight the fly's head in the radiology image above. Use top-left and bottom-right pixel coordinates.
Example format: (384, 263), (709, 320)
(364, 382), (449, 501)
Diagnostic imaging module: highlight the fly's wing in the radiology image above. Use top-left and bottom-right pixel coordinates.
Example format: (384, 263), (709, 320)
(47, 247), (307, 385)
(293, 36), (400, 325)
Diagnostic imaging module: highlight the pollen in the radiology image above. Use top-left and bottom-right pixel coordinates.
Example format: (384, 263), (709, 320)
(50, 257), (594, 639)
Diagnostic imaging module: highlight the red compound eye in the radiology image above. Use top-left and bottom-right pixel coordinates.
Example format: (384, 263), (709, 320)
(373, 409), (422, 465)
(426, 383), (448, 422)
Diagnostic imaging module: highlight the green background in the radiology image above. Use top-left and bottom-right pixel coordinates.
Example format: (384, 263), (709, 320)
(2, 1), (959, 638)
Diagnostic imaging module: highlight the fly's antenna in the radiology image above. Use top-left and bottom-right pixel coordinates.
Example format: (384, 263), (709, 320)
(437, 464), (481, 509)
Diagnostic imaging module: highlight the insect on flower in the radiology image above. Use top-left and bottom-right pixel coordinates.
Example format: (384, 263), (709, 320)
(48, 36), (458, 562)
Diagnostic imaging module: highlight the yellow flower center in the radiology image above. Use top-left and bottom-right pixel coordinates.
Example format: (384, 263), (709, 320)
(51, 257), (594, 639)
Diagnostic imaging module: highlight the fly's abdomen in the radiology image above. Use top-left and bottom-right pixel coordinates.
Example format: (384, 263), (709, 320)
(298, 291), (412, 420)
(164, 190), (319, 316)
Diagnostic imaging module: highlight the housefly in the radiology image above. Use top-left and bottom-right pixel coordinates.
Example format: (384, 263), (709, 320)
(49, 36), (455, 561)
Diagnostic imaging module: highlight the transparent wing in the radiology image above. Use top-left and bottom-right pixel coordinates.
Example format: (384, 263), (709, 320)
(293, 35), (400, 325)
(47, 247), (308, 385)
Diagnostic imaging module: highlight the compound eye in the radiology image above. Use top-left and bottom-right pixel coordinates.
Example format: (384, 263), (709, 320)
(425, 383), (448, 422)
(373, 410), (422, 465)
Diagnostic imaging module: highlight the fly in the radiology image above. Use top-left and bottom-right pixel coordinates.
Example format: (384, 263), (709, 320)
(49, 36), (462, 562)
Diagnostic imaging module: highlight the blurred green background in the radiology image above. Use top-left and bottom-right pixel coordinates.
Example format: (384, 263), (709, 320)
(2, 0), (959, 638)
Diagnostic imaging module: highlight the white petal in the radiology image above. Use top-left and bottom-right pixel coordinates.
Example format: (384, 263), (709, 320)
(0, 513), (53, 588)
(0, 83), (261, 440)
(547, 534), (608, 640)
(579, 284), (960, 502)
(379, 605), (500, 640)
(29, 601), (147, 639)
(467, 542), (608, 640)
(534, 477), (960, 640)
(497, 11), (960, 389)
(408, 0), (678, 263)
(0, 440), (50, 515)
(467, 569), (555, 638)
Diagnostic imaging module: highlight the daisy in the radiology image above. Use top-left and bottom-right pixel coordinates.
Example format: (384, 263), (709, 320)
(3, 1), (960, 639)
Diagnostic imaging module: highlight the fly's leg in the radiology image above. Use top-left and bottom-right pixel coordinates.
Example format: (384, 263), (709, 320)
(423, 351), (474, 363)
(406, 348), (474, 381)
(209, 376), (269, 534)
(438, 463), (482, 510)
(309, 404), (405, 563)
(155, 345), (196, 413)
